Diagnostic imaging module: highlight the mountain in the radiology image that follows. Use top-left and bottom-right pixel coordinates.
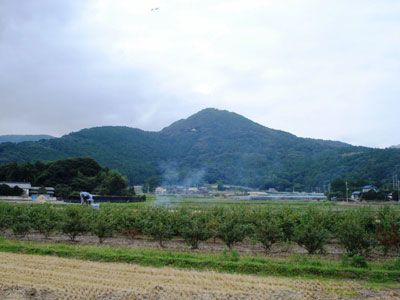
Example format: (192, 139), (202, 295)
(0, 108), (399, 190)
(0, 135), (54, 144)
(390, 145), (400, 149)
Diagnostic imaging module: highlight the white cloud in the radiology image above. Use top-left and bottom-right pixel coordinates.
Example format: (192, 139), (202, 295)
(0, 0), (399, 147)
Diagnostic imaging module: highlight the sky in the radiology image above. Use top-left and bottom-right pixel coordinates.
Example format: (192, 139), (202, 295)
(0, 0), (399, 148)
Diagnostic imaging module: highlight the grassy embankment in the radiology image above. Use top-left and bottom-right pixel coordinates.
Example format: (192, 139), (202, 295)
(0, 238), (399, 283)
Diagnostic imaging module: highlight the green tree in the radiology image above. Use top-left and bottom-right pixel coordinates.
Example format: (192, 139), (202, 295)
(0, 203), (13, 234)
(143, 176), (161, 193)
(89, 209), (115, 243)
(178, 209), (212, 249)
(217, 208), (251, 249)
(375, 206), (400, 255)
(336, 210), (376, 256)
(10, 206), (31, 237)
(29, 204), (59, 238)
(253, 211), (283, 253)
(330, 178), (346, 199)
(61, 205), (89, 241)
(294, 209), (329, 254)
(142, 207), (175, 247)
(96, 170), (128, 195)
(116, 209), (143, 241)
(55, 184), (73, 198)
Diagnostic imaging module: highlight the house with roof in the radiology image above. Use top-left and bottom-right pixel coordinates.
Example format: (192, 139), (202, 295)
(362, 185), (378, 193)
(29, 187), (55, 198)
(0, 182), (31, 197)
(0, 182), (55, 199)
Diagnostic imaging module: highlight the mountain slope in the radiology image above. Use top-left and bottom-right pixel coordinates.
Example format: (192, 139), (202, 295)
(0, 135), (54, 144)
(0, 108), (399, 190)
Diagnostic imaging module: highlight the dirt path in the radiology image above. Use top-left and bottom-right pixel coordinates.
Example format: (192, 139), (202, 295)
(0, 252), (399, 300)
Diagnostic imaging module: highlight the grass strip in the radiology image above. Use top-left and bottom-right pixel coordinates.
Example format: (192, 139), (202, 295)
(0, 238), (399, 283)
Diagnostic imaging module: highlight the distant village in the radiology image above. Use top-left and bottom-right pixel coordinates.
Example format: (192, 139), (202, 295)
(0, 181), (395, 203)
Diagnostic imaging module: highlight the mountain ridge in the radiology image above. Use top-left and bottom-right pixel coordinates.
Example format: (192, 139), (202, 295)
(0, 134), (54, 144)
(0, 108), (399, 190)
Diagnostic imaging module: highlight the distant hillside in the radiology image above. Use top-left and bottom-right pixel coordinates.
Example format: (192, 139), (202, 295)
(0, 135), (54, 144)
(390, 145), (400, 149)
(0, 108), (399, 191)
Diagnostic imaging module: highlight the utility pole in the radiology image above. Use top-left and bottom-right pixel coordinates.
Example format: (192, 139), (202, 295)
(346, 181), (349, 202)
(398, 176), (400, 203)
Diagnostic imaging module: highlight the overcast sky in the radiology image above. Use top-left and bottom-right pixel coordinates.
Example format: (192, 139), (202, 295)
(0, 0), (399, 148)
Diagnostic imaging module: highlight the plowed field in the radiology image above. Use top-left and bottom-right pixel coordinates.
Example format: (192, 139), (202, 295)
(0, 252), (398, 299)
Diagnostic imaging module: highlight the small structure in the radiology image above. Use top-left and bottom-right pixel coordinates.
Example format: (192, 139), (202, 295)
(0, 182), (31, 197)
(29, 187), (55, 198)
(155, 187), (167, 194)
(351, 191), (361, 200)
(362, 185), (378, 193)
(133, 185), (143, 194)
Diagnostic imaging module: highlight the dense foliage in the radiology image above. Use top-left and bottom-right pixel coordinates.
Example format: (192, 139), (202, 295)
(0, 157), (129, 197)
(1, 109), (399, 190)
(1, 203), (400, 258)
(0, 184), (23, 196)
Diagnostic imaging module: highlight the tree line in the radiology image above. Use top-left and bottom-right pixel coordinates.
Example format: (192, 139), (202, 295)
(0, 158), (132, 197)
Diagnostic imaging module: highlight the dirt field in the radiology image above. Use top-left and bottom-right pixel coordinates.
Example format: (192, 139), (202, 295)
(0, 252), (399, 300)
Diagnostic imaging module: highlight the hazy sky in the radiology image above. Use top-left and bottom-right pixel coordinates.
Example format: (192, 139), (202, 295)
(0, 0), (399, 148)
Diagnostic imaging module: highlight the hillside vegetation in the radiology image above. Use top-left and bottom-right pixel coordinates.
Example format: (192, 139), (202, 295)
(0, 157), (130, 197)
(0, 108), (399, 190)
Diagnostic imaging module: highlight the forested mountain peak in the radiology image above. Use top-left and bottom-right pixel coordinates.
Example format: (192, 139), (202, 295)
(161, 108), (273, 136)
(0, 108), (399, 190)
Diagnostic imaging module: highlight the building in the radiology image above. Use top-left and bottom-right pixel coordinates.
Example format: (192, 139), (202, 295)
(133, 185), (143, 194)
(362, 185), (378, 193)
(155, 187), (167, 194)
(351, 191), (361, 200)
(0, 182), (31, 197)
(0, 182), (56, 199)
(29, 187), (55, 197)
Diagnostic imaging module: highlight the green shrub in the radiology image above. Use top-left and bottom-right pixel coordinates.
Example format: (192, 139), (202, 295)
(29, 204), (60, 238)
(61, 205), (89, 241)
(375, 206), (400, 255)
(115, 209), (143, 241)
(142, 207), (175, 247)
(10, 206), (31, 237)
(0, 203), (13, 234)
(216, 208), (252, 249)
(277, 207), (298, 242)
(177, 209), (212, 249)
(342, 255), (369, 269)
(337, 210), (376, 256)
(252, 210), (283, 253)
(89, 209), (115, 243)
(294, 209), (329, 254)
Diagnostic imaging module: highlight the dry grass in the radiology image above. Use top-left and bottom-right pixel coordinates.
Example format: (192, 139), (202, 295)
(0, 252), (399, 300)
